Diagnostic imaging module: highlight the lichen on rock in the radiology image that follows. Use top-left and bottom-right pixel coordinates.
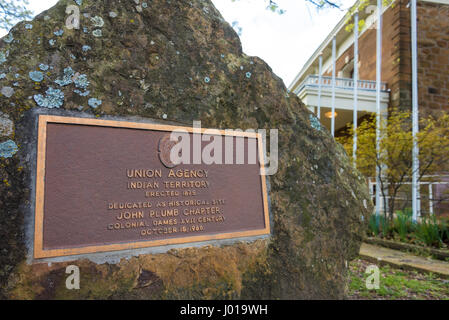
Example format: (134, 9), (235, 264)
(29, 71), (44, 83)
(0, 115), (14, 137)
(0, 139), (18, 158)
(33, 87), (64, 108)
(55, 67), (75, 87)
(1, 86), (14, 98)
(88, 97), (102, 108)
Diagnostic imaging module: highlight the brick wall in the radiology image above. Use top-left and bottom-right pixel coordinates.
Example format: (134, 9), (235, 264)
(416, 1), (449, 115)
(324, 0), (449, 116)
(324, 1), (403, 109)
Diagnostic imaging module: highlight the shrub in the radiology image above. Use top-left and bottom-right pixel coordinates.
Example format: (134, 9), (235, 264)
(414, 216), (447, 248)
(368, 214), (379, 236)
(368, 214), (391, 238)
(393, 210), (413, 242)
(367, 210), (449, 249)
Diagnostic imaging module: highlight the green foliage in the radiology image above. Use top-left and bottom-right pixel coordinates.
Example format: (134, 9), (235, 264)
(415, 216), (448, 248)
(344, 0), (396, 33)
(230, 0), (286, 14)
(304, 0), (340, 9)
(230, 0), (341, 16)
(380, 214), (391, 238)
(368, 214), (380, 236)
(0, 0), (33, 31)
(337, 109), (449, 220)
(266, 0), (286, 14)
(368, 214), (392, 238)
(393, 209), (413, 242)
(368, 209), (449, 249)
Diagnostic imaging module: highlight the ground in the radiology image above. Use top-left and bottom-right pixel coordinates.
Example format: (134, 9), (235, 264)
(348, 258), (449, 300)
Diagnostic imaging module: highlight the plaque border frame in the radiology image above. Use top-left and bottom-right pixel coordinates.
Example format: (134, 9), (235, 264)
(34, 115), (271, 259)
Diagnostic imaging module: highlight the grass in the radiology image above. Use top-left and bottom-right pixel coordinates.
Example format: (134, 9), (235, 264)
(347, 258), (449, 300)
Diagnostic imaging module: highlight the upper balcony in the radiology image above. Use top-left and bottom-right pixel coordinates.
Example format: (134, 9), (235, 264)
(294, 75), (390, 133)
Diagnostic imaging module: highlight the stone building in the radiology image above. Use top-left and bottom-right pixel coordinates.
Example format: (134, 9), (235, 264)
(288, 0), (449, 215)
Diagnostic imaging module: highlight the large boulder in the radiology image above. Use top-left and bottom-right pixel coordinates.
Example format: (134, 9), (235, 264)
(0, 0), (371, 299)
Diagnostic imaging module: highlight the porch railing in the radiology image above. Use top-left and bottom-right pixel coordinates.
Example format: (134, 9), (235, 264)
(368, 175), (449, 216)
(295, 74), (388, 94)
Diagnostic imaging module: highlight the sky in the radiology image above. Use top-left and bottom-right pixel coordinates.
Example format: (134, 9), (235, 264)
(1, 0), (355, 87)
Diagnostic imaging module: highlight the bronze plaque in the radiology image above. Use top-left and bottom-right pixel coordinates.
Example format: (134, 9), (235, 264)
(34, 115), (270, 258)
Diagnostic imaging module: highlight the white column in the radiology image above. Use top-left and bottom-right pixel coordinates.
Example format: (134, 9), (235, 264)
(429, 183), (434, 215)
(331, 36), (336, 137)
(376, 0), (383, 216)
(411, 0), (420, 222)
(353, 10), (359, 166)
(317, 53), (323, 121)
